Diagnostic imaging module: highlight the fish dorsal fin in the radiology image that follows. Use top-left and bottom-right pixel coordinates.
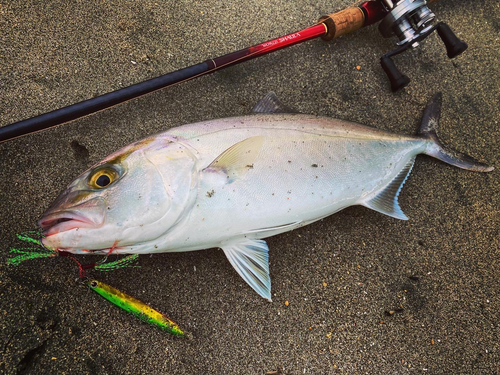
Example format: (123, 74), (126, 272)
(362, 158), (415, 220)
(205, 136), (264, 181)
(221, 239), (271, 301)
(252, 92), (297, 114)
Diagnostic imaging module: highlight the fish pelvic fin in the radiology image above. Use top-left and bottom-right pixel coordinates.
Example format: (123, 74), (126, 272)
(363, 157), (415, 220)
(419, 93), (493, 172)
(221, 239), (271, 301)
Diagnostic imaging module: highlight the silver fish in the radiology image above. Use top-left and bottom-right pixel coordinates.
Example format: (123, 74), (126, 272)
(39, 93), (493, 300)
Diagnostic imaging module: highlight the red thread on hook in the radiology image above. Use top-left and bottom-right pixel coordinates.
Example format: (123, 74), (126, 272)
(58, 250), (96, 278)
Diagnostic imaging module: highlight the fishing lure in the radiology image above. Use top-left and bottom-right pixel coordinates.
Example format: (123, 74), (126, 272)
(8, 232), (185, 336)
(86, 279), (187, 337)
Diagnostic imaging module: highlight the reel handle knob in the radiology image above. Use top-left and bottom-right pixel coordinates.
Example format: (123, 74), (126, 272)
(380, 56), (410, 92)
(437, 23), (468, 59)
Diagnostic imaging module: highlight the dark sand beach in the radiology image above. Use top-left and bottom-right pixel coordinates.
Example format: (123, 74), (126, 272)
(1, 0), (498, 373)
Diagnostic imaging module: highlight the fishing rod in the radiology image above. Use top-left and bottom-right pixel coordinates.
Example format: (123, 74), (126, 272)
(0, 0), (467, 144)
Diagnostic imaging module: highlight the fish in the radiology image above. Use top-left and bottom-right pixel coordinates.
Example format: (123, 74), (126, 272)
(39, 93), (493, 300)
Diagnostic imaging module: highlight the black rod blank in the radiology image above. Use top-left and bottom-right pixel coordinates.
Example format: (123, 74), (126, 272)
(0, 62), (209, 143)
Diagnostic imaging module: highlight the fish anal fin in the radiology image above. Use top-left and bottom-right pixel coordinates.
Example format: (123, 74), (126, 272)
(221, 239), (271, 301)
(252, 92), (298, 114)
(362, 158), (415, 220)
(204, 136), (264, 181)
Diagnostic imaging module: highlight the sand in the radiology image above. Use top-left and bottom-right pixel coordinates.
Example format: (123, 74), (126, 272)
(1, 0), (498, 373)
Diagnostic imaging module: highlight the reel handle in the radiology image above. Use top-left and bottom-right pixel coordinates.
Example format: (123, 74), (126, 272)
(437, 23), (468, 58)
(380, 56), (410, 92)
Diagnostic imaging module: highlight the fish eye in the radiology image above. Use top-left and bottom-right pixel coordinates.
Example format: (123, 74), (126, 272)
(90, 280), (98, 288)
(88, 166), (119, 189)
(96, 174), (111, 187)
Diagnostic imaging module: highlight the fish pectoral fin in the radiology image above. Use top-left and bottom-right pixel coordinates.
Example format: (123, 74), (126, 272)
(252, 92), (299, 114)
(204, 136), (264, 181)
(221, 239), (271, 301)
(362, 157), (415, 220)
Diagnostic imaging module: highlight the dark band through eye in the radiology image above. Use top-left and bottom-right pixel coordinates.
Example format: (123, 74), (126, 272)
(96, 174), (111, 187)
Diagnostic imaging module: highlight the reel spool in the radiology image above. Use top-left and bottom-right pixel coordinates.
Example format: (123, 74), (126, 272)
(377, 0), (468, 91)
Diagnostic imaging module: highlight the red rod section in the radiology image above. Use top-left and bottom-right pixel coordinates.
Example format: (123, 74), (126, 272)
(208, 23), (327, 69)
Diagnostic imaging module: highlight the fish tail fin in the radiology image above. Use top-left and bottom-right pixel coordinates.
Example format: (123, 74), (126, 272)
(419, 93), (493, 172)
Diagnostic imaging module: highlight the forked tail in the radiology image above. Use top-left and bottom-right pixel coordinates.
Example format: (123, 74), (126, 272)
(419, 93), (493, 172)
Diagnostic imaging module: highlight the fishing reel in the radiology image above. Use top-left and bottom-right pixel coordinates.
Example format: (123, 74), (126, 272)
(377, 0), (468, 91)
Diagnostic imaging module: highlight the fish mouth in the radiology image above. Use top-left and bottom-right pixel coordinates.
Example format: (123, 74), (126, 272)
(39, 211), (98, 235)
(39, 198), (106, 236)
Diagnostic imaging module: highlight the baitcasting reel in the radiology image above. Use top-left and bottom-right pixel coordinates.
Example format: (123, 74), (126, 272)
(378, 0), (468, 91)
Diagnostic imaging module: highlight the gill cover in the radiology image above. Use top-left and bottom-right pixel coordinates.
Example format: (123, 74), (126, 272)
(120, 139), (199, 245)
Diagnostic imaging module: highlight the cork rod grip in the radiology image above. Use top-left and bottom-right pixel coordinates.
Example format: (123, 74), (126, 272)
(319, 7), (365, 41)
(319, 0), (439, 41)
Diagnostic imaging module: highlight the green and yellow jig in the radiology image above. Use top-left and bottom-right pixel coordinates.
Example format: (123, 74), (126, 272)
(86, 279), (186, 337)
